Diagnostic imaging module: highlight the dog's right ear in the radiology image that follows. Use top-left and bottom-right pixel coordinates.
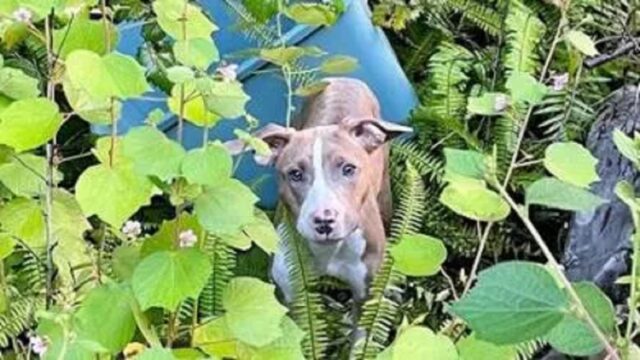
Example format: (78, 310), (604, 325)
(224, 124), (295, 166)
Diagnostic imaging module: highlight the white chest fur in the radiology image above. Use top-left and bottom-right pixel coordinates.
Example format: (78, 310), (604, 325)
(271, 227), (369, 302)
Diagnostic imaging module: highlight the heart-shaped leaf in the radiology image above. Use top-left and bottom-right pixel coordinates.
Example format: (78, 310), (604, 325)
(66, 50), (149, 100)
(121, 126), (186, 181)
(223, 277), (288, 347)
(451, 261), (569, 344)
(544, 142), (599, 188)
(0, 98), (62, 152)
(132, 248), (212, 310)
(391, 234), (447, 276)
(75, 163), (154, 227)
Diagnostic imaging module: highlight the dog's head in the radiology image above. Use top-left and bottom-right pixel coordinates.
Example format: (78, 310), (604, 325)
(228, 117), (410, 244)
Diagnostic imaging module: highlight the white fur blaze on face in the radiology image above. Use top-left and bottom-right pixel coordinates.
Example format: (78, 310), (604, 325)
(297, 137), (338, 240)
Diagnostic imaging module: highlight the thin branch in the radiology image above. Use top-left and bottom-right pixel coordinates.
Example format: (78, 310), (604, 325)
(497, 186), (619, 359)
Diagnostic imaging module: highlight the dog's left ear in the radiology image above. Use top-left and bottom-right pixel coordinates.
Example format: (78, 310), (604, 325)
(344, 117), (413, 153)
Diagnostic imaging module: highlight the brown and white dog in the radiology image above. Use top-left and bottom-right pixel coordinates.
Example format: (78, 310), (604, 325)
(230, 77), (411, 302)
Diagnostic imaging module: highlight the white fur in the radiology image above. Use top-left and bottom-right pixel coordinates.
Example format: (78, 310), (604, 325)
(296, 138), (338, 239)
(271, 226), (368, 302)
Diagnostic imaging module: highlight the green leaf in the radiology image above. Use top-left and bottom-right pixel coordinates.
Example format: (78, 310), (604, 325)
(121, 126), (186, 181)
(166, 66), (195, 84)
(443, 148), (486, 180)
(173, 38), (219, 70)
(294, 81), (329, 97)
(390, 234), (447, 276)
(233, 129), (272, 156)
(612, 129), (640, 167)
(239, 210), (278, 254)
(194, 316), (240, 358)
(167, 81), (219, 127)
(62, 76), (122, 125)
(565, 30), (599, 56)
(616, 181), (640, 227)
(137, 347), (176, 360)
(132, 248), (212, 310)
(146, 108), (166, 125)
(546, 282), (615, 356)
(320, 55), (358, 74)
(284, 3), (338, 26)
(457, 333), (517, 360)
(66, 50), (150, 100)
(75, 163), (154, 227)
(0, 98), (62, 152)
(181, 143), (232, 186)
(451, 261), (569, 344)
(197, 78), (250, 119)
(0, 197), (45, 248)
(51, 189), (92, 287)
(250, 317), (305, 360)
(112, 244), (141, 281)
(259, 46), (325, 66)
(75, 283), (136, 353)
(141, 213), (202, 256)
(467, 93), (508, 116)
(440, 183), (510, 222)
(526, 177), (606, 212)
(0, 67), (39, 100)
(53, 14), (118, 59)
(377, 326), (457, 360)
(153, 0), (217, 40)
(0, 154), (62, 197)
(225, 209), (279, 252)
(544, 142), (599, 188)
(506, 71), (548, 105)
(223, 277), (288, 347)
(194, 179), (258, 234)
(0, 232), (16, 259)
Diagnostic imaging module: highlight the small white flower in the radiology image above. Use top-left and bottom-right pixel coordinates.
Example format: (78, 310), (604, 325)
(494, 94), (509, 112)
(217, 63), (238, 82)
(122, 220), (142, 239)
(13, 8), (32, 23)
(29, 335), (47, 356)
(179, 229), (198, 248)
(551, 72), (569, 91)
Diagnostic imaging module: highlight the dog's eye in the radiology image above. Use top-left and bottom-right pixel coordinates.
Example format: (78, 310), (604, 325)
(288, 169), (304, 182)
(342, 163), (357, 177)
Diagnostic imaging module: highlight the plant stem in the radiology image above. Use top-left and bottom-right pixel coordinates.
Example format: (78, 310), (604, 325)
(177, 1), (189, 144)
(44, 12), (56, 310)
(463, 10), (567, 295)
(497, 186), (619, 359)
(130, 298), (162, 348)
(625, 233), (640, 342)
(284, 65), (294, 128)
(166, 310), (178, 347)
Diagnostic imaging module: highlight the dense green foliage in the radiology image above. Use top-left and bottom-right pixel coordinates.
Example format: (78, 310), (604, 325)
(0, 0), (639, 359)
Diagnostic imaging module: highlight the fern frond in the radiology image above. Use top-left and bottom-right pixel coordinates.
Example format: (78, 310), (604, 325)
(447, 0), (503, 36)
(0, 288), (38, 347)
(352, 163), (426, 359)
(504, 1), (545, 75)
(390, 140), (443, 184)
(515, 338), (547, 360)
(198, 234), (236, 319)
(279, 212), (329, 360)
(12, 244), (46, 295)
(425, 42), (474, 121)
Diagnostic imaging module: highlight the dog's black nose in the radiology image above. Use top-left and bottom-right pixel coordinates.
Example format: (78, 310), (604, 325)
(315, 223), (333, 235)
(314, 216), (335, 235)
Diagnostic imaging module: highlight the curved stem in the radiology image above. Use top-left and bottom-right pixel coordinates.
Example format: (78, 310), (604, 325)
(625, 233), (639, 342)
(497, 186), (619, 359)
(463, 10), (567, 295)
